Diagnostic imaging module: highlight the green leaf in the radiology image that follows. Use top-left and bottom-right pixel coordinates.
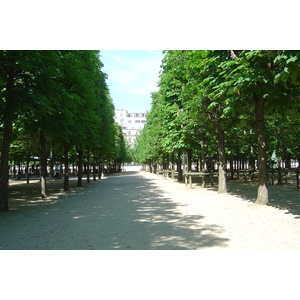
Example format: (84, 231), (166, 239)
(286, 56), (298, 64)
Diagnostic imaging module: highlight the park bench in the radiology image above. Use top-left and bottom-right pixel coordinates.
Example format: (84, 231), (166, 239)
(156, 170), (164, 176)
(268, 168), (300, 186)
(162, 169), (177, 179)
(184, 171), (216, 189)
(155, 169), (177, 179)
(227, 169), (255, 181)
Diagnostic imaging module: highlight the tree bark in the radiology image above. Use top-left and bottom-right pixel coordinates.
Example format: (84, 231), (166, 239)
(86, 150), (90, 183)
(229, 152), (234, 180)
(0, 65), (15, 212)
(77, 148), (83, 187)
(187, 149), (192, 172)
(208, 108), (227, 193)
(39, 131), (47, 198)
(64, 143), (70, 191)
(200, 139), (205, 172)
(0, 117), (12, 212)
(101, 158), (104, 178)
(93, 157), (96, 181)
(98, 158), (102, 179)
(177, 150), (183, 182)
(216, 122), (227, 193)
(254, 93), (269, 205)
(26, 155), (30, 184)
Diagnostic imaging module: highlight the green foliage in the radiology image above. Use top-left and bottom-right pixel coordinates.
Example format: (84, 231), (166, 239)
(0, 50), (128, 174)
(134, 50), (300, 172)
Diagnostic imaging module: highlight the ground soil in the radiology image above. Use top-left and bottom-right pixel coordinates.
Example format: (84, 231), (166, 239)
(1, 168), (300, 250)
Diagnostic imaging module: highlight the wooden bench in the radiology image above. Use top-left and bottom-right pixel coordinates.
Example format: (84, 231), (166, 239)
(184, 171), (216, 188)
(156, 169), (178, 179)
(227, 169), (255, 181)
(162, 170), (176, 179)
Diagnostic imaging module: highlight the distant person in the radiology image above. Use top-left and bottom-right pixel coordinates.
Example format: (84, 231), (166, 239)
(55, 166), (60, 179)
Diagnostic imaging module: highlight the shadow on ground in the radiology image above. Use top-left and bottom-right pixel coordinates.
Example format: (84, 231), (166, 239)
(7, 177), (83, 211)
(225, 179), (300, 218)
(0, 172), (229, 250)
(174, 174), (300, 218)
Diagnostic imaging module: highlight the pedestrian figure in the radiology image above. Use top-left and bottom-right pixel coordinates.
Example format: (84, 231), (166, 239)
(55, 166), (60, 179)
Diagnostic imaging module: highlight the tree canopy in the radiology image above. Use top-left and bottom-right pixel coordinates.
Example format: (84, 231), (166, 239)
(135, 50), (300, 204)
(0, 50), (128, 212)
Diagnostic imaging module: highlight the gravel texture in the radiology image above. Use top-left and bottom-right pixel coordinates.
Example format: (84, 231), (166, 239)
(1, 169), (300, 250)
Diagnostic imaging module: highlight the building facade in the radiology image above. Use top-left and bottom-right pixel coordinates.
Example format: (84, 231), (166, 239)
(114, 109), (147, 145)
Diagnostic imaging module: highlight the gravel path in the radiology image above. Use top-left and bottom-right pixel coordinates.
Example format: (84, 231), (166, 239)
(1, 170), (300, 250)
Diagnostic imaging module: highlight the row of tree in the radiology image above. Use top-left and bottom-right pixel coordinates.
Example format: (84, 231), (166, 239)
(134, 50), (300, 205)
(0, 50), (129, 212)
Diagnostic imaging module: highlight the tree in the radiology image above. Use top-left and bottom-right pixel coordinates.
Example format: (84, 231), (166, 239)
(0, 51), (51, 211)
(218, 50), (300, 204)
(0, 50), (116, 211)
(136, 50), (300, 204)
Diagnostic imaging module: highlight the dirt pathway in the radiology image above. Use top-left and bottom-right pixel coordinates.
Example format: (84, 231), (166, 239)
(1, 171), (300, 250)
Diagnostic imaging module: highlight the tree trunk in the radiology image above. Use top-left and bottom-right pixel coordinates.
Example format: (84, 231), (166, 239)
(26, 155), (30, 184)
(249, 146), (255, 170)
(208, 108), (227, 192)
(87, 150), (90, 183)
(200, 140), (205, 172)
(0, 117), (12, 212)
(17, 162), (21, 180)
(49, 148), (54, 179)
(39, 131), (47, 198)
(187, 149), (192, 172)
(93, 156), (96, 181)
(177, 150), (183, 182)
(171, 153), (175, 172)
(286, 153), (291, 169)
(77, 148), (83, 187)
(276, 128), (282, 185)
(60, 157), (63, 179)
(0, 59), (15, 212)
(64, 143), (70, 191)
(106, 160), (109, 175)
(101, 158), (104, 178)
(230, 152), (234, 180)
(72, 156), (76, 176)
(153, 158), (157, 174)
(162, 154), (167, 170)
(254, 93), (268, 205)
(98, 158), (102, 179)
(216, 122), (227, 193)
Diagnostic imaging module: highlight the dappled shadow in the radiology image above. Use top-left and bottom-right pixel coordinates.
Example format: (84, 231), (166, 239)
(172, 171), (300, 218)
(0, 173), (229, 250)
(7, 177), (83, 211)
(226, 179), (300, 217)
(99, 174), (229, 250)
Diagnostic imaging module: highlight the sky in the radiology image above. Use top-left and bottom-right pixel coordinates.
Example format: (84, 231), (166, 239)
(100, 50), (164, 113)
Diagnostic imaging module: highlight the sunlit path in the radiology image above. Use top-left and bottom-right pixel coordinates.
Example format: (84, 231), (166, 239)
(0, 171), (228, 250)
(1, 170), (300, 250)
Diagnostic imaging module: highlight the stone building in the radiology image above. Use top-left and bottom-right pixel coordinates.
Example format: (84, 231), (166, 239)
(114, 109), (147, 145)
